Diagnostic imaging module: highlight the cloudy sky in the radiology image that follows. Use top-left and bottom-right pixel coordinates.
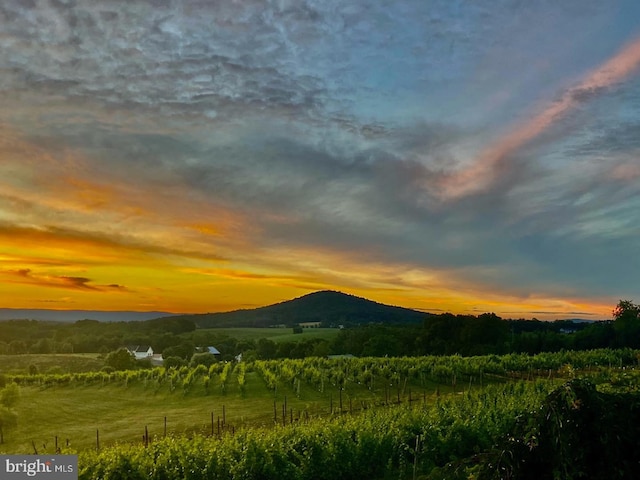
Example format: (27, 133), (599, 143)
(1, 0), (639, 319)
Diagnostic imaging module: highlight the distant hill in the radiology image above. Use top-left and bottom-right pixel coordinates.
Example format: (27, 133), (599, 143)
(152, 290), (430, 328)
(0, 309), (177, 323)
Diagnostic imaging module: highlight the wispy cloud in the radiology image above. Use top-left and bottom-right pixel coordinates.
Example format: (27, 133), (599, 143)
(0, 223), (228, 265)
(3, 268), (130, 293)
(0, 0), (638, 317)
(438, 35), (640, 199)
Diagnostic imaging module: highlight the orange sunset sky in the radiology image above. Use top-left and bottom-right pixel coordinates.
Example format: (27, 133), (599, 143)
(2, 1), (640, 320)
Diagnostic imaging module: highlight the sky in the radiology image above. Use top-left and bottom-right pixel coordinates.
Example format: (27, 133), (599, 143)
(1, 0), (639, 320)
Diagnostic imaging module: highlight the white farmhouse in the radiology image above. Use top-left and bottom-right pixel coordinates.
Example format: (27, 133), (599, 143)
(127, 345), (154, 359)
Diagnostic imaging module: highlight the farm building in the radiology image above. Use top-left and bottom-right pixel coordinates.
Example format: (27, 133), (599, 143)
(299, 322), (322, 328)
(150, 354), (164, 366)
(195, 346), (221, 355)
(127, 345), (154, 359)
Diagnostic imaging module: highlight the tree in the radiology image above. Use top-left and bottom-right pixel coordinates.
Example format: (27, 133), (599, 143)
(459, 313), (509, 355)
(31, 338), (52, 354)
(311, 340), (330, 358)
(8, 340), (26, 355)
(613, 300), (640, 320)
(189, 352), (218, 368)
(163, 356), (186, 369)
(256, 338), (277, 359)
(162, 342), (195, 361)
(276, 341), (295, 358)
(362, 334), (402, 357)
(420, 313), (466, 355)
(0, 383), (19, 443)
(613, 299), (640, 348)
(0, 383), (19, 408)
(105, 348), (137, 371)
(572, 321), (615, 350)
(57, 342), (74, 353)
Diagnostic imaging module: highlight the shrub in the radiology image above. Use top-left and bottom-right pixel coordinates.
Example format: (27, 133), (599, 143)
(163, 356), (186, 369)
(189, 352), (218, 368)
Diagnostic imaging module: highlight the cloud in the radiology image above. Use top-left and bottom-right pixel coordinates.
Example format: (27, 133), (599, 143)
(437, 35), (640, 199)
(0, 0), (639, 316)
(610, 162), (640, 181)
(0, 0), (334, 131)
(0, 223), (228, 265)
(0, 253), (71, 267)
(3, 268), (130, 292)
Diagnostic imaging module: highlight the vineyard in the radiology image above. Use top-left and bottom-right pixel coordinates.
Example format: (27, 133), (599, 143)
(9, 348), (637, 392)
(2, 348), (640, 479)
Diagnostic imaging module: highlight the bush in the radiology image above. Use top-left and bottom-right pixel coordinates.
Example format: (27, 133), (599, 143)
(189, 352), (218, 368)
(163, 356), (186, 369)
(137, 358), (153, 369)
(105, 348), (137, 371)
(474, 379), (640, 480)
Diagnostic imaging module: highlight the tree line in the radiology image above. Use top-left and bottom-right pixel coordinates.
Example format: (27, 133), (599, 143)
(330, 300), (639, 357)
(0, 300), (638, 363)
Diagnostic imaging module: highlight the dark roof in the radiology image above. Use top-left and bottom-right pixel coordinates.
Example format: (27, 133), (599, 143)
(127, 345), (152, 352)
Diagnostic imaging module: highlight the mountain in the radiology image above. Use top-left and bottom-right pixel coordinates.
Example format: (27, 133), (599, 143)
(0, 309), (177, 323)
(153, 290), (429, 328)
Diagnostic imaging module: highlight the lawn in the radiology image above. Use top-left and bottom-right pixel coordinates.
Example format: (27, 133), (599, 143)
(1, 365), (448, 454)
(197, 327), (341, 343)
(0, 354), (104, 375)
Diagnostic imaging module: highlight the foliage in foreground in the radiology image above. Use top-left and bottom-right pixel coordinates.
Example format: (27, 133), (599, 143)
(75, 373), (640, 480)
(467, 377), (640, 480)
(77, 380), (553, 480)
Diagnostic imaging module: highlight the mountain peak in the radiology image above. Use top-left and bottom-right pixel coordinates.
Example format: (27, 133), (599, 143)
(157, 290), (428, 328)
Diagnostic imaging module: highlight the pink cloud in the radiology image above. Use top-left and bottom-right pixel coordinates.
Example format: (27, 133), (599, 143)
(609, 162), (640, 181)
(439, 36), (640, 199)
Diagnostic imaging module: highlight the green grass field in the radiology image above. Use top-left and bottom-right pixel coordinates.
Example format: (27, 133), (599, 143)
(195, 327), (341, 343)
(5, 348), (631, 456)
(0, 354), (104, 375)
(5, 371), (284, 453)
(2, 366), (450, 454)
